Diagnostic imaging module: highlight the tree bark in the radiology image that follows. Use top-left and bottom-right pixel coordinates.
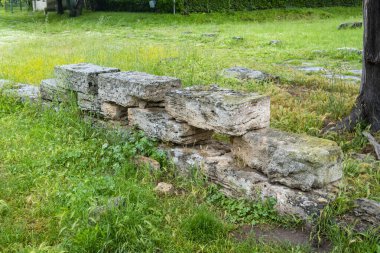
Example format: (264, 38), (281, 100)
(57, 0), (64, 14)
(328, 0), (380, 133)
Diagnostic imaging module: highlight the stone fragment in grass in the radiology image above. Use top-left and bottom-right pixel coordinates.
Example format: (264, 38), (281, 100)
(232, 36), (244, 40)
(231, 128), (343, 191)
(100, 102), (128, 120)
(55, 63), (120, 94)
(154, 182), (174, 195)
(5, 84), (40, 102)
(222, 66), (278, 82)
(165, 85), (270, 136)
(0, 79), (10, 89)
(324, 74), (361, 82)
(98, 71), (181, 103)
(133, 155), (161, 171)
(40, 79), (75, 102)
(128, 108), (212, 145)
(337, 47), (363, 55)
(269, 40), (282, 45)
(296, 66), (326, 73)
(338, 22), (362, 30)
(166, 142), (339, 219)
(77, 93), (101, 114)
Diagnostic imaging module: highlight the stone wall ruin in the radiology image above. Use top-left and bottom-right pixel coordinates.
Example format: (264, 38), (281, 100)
(0, 63), (345, 220)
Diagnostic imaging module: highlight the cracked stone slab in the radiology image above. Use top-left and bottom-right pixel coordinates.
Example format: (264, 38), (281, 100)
(165, 85), (270, 136)
(2, 83), (40, 102)
(128, 108), (212, 145)
(231, 128), (343, 191)
(165, 142), (338, 219)
(98, 71), (181, 103)
(55, 63), (120, 94)
(40, 79), (76, 102)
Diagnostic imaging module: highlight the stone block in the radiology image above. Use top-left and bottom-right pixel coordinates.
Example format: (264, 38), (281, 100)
(165, 85), (270, 136)
(100, 102), (128, 120)
(231, 128), (343, 191)
(98, 71), (181, 103)
(55, 63), (119, 94)
(128, 108), (212, 145)
(40, 79), (75, 102)
(77, 93), (101, 114)
(166, 142), (339, 219)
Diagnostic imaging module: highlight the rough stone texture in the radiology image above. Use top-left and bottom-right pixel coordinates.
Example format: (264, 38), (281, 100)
(353, 198), (380, 227)
(338, 198), (380, 233)
(40, 79), (75, 102)
(166, 142), (338, 219)
(133, 155), (161, 171)
(165, 85), (270, 136)
(269, 40), (282, 45)
(231, 129), (343, 191)
(100, 102), (128, 120)
(128, 108), (212, 145)
(55, 63), (120, 94)
(338, 22), (362, 30)
(77, 93), (101, 114)
(3, 84), (40, 102)
(98, 71), (181, 103)
(222, 67), (278, 82)
(154, 182), (174, 195)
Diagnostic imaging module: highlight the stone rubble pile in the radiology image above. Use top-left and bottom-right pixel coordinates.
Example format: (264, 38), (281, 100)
(1, 63), (346, 219)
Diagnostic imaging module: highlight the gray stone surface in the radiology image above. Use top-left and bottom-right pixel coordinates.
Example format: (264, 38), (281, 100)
(297, 66), (326, 73)
(3, 84), (40, 102)
(338, 22), (362, 30)
(77, 93), (101, 114)
(100, 102), (128, 120)
(231, 128), (343, 191)
(353, 198), (380, 227)
(269, 40), (282, 45)
(166, 142), (338, 219)
(165, 85), (270, 136)
(98, 71), (181, 103)
(222, 67), (277, 82)
(128, 108), (212, 145)
(40, 79), (75, 102)
(55, 63), (120, 94)
(0, 79), (10, 89)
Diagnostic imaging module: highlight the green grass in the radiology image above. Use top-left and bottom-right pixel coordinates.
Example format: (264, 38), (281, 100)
(0, 7), (379, 252)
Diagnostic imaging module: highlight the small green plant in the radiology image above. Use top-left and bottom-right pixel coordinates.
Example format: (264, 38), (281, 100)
(181, 206), (227, 243)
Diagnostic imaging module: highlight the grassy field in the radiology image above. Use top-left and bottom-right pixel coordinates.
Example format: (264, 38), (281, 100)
(0, 7), (379, 252)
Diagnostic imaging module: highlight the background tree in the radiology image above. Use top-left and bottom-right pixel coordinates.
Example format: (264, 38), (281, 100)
(329, 0), (380, 132)
(56, 0), (84, 16)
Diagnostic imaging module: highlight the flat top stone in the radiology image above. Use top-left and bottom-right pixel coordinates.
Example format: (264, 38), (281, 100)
(56, 63), (119, 74)
(167, 85), (268, 107)
(100, 71), (180, 84)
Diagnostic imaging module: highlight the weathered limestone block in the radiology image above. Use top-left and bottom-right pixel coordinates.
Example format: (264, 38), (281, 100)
(40, 79), (75, 102)
(128, 108), (212, 145)
(166, 143), (338, 219)
(98, 71), (181, 104)
(55, 63), (120, 94)
(2, 83), (40, 102)
(77, 93), (101, 114)
(231, 129), (343, 191)
(222, 67), (278, 82)
(100, 102), (128, 120)
(165, 86), (270, 136)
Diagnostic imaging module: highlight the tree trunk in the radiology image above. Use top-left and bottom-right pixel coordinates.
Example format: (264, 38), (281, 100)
(57, 0), (64, 14)
(328, 0), (380, 132)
